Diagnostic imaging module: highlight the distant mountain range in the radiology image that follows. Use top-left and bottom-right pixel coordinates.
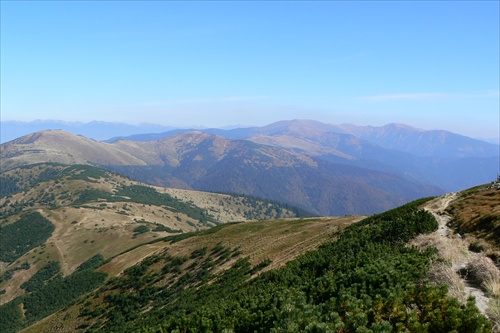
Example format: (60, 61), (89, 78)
(1, 119), (498, 216)
(0, 120), (176, 144)
(2, 119), (498, 148)
(106, 119), (500, 158)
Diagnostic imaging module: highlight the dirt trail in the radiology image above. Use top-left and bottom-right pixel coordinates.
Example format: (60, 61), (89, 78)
(423, 193), (492, 316)
(424, 193), (455, 238)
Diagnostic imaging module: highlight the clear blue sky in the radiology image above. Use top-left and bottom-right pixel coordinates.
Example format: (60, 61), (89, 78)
(1, 1), (499, 138)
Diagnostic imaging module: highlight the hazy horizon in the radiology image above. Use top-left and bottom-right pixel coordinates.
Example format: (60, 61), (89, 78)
(1, 118), (499, 146)
(1, 2), (499, 139)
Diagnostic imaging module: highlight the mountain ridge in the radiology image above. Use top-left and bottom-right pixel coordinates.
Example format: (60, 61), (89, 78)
(0, 120), (176, 144)
(105, 119), (499, 159)
(1, 129), (444, 215)
(1, 130), (148, 171)
(2, 119), (498, 215)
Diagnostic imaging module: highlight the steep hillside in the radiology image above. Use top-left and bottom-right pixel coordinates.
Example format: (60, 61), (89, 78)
(10, 198), (493, 333)
(0, 162), (359, 333)
(2, 175), (498, 332)
(0, 164), (308, 307)
(2, 215), (362, 333)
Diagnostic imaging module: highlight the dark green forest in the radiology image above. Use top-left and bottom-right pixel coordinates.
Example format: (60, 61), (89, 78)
(20, 261), (61, 293)
(0, 211), (54, 263)
(74, 198), (490, 332)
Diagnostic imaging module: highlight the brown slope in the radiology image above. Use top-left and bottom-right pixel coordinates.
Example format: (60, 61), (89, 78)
(0, 130), (147, 171)
(446, 185), (500, 264)
(112, 131), (318, 168)
(111, 131), (237, 167)
(248, 134), (355, 160)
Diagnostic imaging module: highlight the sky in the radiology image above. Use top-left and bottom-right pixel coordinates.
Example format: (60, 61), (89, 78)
(1, 1), (499, 139)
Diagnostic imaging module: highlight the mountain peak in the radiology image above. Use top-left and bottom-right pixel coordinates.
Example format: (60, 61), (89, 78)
(1, 130), (146, 172)
(170, 130), (216, 141)
(381, 123), (423, 132)
(12, 129), (81, 144)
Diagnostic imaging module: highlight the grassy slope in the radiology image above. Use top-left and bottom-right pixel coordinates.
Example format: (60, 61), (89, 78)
(20, 216), (361, 333)
(447, 185), (500, 264)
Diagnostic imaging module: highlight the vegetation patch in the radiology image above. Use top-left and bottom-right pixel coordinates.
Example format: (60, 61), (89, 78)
(0, 175), (19, 198)
(116, 185), (216, 224)
(70, 184), (218, 224)
(76, 254), (105, 272)
(152, 224), (182, 233)
(0, 211), (54, 263)
(20, 261), (61, 293)
(0, 262), (30, 283)
(132, 225), (149, 237)
(230, 193), (314, 219)
(66, 165), (110, 182)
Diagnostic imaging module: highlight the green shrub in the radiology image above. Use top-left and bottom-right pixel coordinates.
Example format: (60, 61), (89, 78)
(133, 225), (149, 236)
